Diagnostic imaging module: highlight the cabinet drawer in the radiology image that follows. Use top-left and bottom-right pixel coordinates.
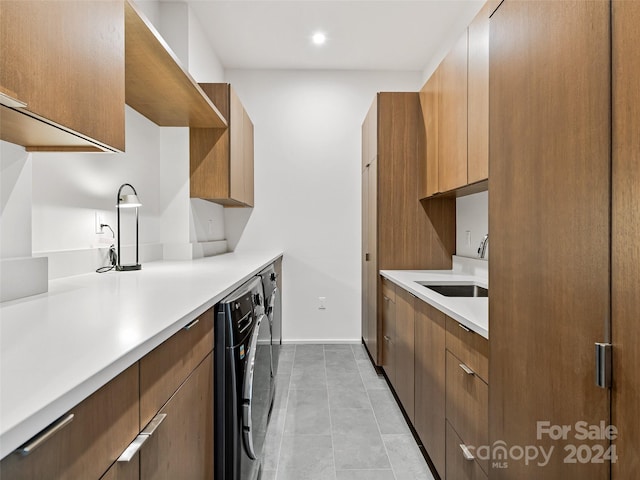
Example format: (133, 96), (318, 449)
(0, 364), (139, 480)
(140, 309), (214, 427)
(382, 277), (396, 303)
(446, 421), (488, 480)
(445, 316), (489, 382)
(140, 352), (214, 480)
(446, 351), (488, 474)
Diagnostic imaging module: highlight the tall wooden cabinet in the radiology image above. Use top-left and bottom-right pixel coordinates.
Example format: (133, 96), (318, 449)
(191, 84), (254, 207)
(361, 93), (454, 366)
(489, 1), (611, 478)
(0, 1), (125, 152)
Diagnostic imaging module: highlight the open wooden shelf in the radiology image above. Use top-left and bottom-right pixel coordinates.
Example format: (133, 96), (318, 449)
(125, 0), (227, 128)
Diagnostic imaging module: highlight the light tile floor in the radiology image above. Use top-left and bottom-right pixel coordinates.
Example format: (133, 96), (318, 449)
(261, 344), (435, 480)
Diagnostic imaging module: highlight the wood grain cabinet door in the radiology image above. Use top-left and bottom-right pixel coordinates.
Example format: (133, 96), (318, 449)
(381, 278), (396, 386)
(140, 353), (214, 480)
(0, 365), (139, 480)
(446, 421), (488, 480)
(394, 288), (415, 422)
(419, 68), (440, 198)
(438, 30), (468, 193)
(467, 1), (494, 185)
(612, 0), (640, 478)
(489, 0), (611, 478)
(414, 299), (446, 477)
(0, 0), (125, 152)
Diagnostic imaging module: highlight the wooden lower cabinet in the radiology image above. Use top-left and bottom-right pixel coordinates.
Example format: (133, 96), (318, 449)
(0, 365), (139, 480)
(446, 421), (488, 480)
(140, 353), (214, 480)
(0, 309), (216, 479)
(101, 457), (139, 480)
(394, 287), (416, 422)
(381, 278), (396, 386)
(140, 310), (214, 427)
(445, 351), (489, 474)
(414, 300), (446, 478)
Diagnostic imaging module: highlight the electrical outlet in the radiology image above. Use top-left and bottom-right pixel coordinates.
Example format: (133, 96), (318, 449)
(319, 297), (326, 310)
(466, 230), (471, 248)
(95, 211), (104, 234)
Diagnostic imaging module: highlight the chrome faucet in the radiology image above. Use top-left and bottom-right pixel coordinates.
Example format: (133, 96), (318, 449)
(477, 234), (489, 259)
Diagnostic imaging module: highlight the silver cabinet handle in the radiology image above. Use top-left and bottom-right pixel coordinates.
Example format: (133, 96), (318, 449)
(0, 91), (27, 109)
(17, 413), (74, 456)
(183, 318), (200, 330)
(460, 443), (475, 461)
(459, 363), (475, 376)
(383, 335), (391, 342)
(458, 323), (472, 333)
(117, 413), (167, 462)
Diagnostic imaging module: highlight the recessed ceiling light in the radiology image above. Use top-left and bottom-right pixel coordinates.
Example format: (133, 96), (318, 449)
(312, 32), (326, 46)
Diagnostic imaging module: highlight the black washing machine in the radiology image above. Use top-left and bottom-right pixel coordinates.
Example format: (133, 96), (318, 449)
(257, 263), (281, 381)
(214, 277), (273, 480)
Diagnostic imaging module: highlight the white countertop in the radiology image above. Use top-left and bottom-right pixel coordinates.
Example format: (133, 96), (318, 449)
(380, 266), (488, 339)
(0, 250), (282, 459)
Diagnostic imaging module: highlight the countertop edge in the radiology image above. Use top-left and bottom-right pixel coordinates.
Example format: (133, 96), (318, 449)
(380, 269), (489, 339)
(0, 251), (283, 460)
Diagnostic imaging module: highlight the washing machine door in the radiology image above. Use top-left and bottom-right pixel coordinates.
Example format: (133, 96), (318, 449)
(241, 314), (271, 460)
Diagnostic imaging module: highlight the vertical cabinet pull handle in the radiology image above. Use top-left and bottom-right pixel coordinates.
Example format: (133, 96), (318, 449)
(16, 414), (75, 456)
(183, 318), (200, 331)
(117, 413), (167, 462)
(460, 443), (475, 461)
(459, 363), (475, 376)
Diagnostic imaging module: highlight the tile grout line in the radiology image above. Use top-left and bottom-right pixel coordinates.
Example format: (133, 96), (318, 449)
(272, 344), (295, 479)
(353, 343), (399, 480)
(324, 344), (339, 480)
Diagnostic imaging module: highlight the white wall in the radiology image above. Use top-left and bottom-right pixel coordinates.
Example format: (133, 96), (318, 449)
(224, 69), (422, 342)
(1, 141), (32, 259)
(24, 1), (228, 275)
(456, 191), (488, 259)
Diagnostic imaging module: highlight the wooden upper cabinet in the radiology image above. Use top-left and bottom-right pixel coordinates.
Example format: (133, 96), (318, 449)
(438, 30), (468, 193)
(419, 68), (440, 198)
(124, 0), (225, 129)
(467, 1), (496, 185)
(0, 1), (125, 152)
(190, 84), (255, 207)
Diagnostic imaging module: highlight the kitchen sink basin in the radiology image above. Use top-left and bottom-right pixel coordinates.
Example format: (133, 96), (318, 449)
(416, 283), (488, 298)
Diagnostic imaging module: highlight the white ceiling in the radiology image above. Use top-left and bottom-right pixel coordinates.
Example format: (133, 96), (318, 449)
(188, 1), (485, 72)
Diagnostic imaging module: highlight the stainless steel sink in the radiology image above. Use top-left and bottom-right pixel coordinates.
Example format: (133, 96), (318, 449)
(416, 282), (488, 298)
